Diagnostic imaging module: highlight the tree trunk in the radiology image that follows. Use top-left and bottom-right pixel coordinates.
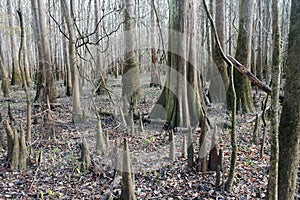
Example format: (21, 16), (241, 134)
(121, 138), (136, 200)
(149, 0), (161, 88)
(211, 0), (229, 101)
(150, 0), (205, 128)
(60, 14), (72, 96)
(256, 0), (263, 81)
(94, 0), (107, 95)
(266, 0), (281, 198)
(7, 0), (22, 85)
(0, 35), (10, 97)
(30, 0), (44, 101)
(233, 0), (255, 113)
(61, 0), (82, 123)
(122, 0), (141, 112)
(37, 0), (56, 102)
(278, 0), (300, 199)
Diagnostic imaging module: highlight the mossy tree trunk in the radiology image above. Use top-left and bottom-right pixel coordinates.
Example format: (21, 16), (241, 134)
(150, 0), (205, 128)
(266, 0), (281, 198)
(122, 0), (141, 113)
(278, 0), (300, 199)
(232, 0), (255, 113)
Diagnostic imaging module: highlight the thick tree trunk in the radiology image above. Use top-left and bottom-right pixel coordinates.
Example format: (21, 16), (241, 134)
(150, 0), (205, 128)
(233, 0), (255, 113)
(211, 0), (229, 101)
(30, 0), (44, 101)
(267, 0), (281, 198)
(122, 0), (141, 112)
(278, 0), (300, 199)
(37, 0), (56, 102)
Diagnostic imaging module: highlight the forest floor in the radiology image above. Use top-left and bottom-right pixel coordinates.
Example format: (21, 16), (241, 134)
(0, 73), (291, 199)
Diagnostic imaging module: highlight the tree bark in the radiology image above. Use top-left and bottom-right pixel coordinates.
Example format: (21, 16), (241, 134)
(278, 0), (300, 199)
(61, 0), (83, 123)
(94, 0), (107, 95)
(121, 138), (136, 200)
(150, 0), (205, 128)
(227, 56), (284, 102)
(149, 0), (161, 88)
(37, 0), (56, 102)
(30, 0), (44, 101)
(7, 0), (22, 85)
(211, 0), (229, 102)
(0, 35), (10, 97)
(233, 0), (255, 113)
(267, 0), (281, 198)
(122, 0), (141, 112)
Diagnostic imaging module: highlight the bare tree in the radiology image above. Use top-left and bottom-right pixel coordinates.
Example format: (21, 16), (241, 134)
(60, 0), (83, 123)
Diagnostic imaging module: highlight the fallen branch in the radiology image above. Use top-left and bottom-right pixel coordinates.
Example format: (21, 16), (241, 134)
(227, 56), (284, 102)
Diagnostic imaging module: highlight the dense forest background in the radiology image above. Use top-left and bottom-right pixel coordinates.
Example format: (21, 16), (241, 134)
(0, 0), (299, 199)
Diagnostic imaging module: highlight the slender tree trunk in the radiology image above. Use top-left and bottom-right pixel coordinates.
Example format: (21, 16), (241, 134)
(7, 0), (22, 85)
(256, 0), (263, 81)
(267, 0), (281, 198)
(278, 0), (300, 199)
(60, 14), (72, 96)
(19, 0), (32, 88)
(17, 9), (32, 144)
(95, 0), (107, 95)
(61, 0), (82, 123)
(150, 0), (161, 88)
(233, 0), (255, 113)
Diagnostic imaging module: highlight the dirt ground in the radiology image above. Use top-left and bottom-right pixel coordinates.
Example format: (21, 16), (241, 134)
(0, 73), (286, 199)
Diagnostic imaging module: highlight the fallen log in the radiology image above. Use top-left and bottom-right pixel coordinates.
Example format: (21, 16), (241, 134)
(227, 55), (284, 102)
